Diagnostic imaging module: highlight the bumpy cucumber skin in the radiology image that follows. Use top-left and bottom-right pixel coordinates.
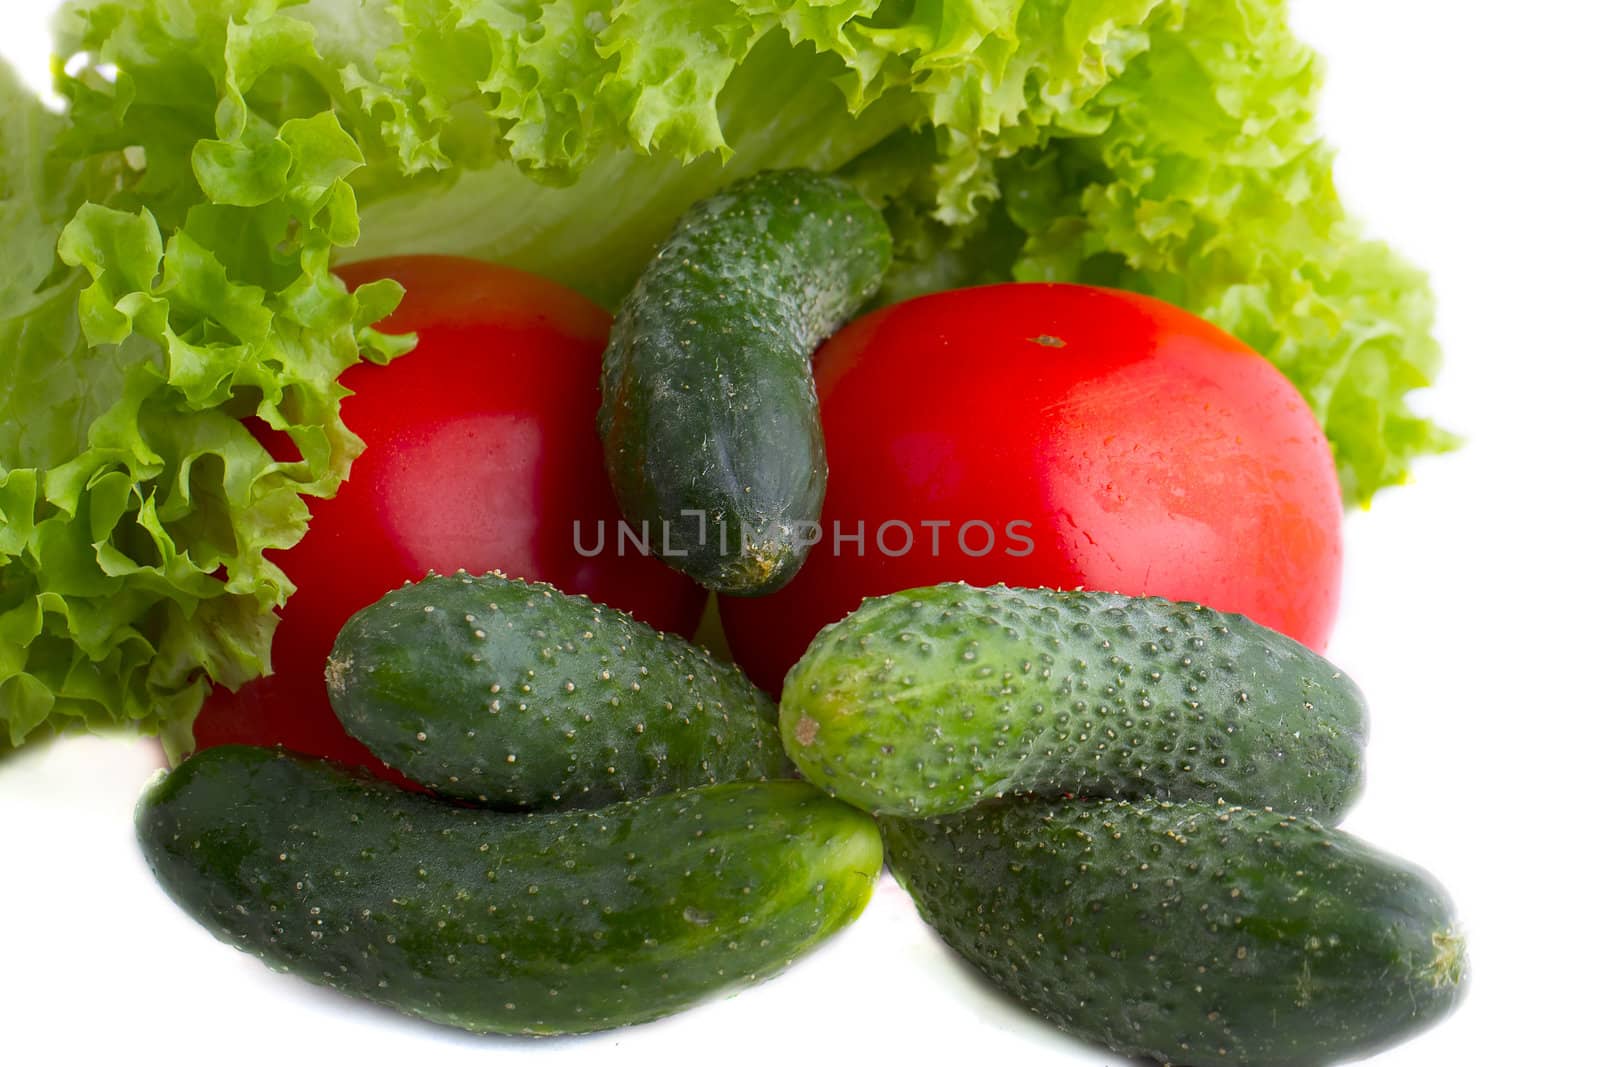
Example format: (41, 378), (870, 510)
(782, 583), (1366, 820)
(137, 746), (883, 1036)
(883, 799), (1465, 1067)
(598, 169), (891, 595)
(326, 572), (788, 810)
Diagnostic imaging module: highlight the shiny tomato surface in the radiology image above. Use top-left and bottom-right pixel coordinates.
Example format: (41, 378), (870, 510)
(194, 257), (705, 780)
(721, 283), (1342, 694)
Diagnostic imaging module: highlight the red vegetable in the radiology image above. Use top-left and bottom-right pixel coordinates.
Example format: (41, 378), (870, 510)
(721, 283), (1342, 694)
(193, 257), (705, 779)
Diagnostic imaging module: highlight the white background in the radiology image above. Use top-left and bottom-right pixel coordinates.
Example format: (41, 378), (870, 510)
(4, 1), (1598, 1064)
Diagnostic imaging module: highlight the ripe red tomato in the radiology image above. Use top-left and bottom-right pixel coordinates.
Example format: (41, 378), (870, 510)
(193, 257), (705, 780)
(721, 283), (1342, 694)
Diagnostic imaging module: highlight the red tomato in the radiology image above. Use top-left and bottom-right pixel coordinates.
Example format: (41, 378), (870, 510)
(721, 283), (1342, 694)
(194, 257), (705, 781)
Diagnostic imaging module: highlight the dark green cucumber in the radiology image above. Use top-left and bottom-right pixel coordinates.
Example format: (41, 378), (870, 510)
(137, 745), (882, 1036)
(781, 583), (1366, 820)
(883, 798), (1465, 1067)
(597, 169), (891, 595)
(326, 571), (787, 810)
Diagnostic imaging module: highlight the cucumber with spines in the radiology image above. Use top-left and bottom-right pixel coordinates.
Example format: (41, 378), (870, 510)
(137, 745), (882, 1036)
(883, 797), (1466, 1066)
(781, 582), (1367, 820)
(327, 571), (788, 809)
(598, 169), (891, 595)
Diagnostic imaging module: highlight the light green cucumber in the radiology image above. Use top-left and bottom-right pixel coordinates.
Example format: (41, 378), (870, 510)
(781, 583), (1366, 819)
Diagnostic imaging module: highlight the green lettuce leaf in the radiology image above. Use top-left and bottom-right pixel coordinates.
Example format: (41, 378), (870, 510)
(2, 22), (408, 753)
(1, 0), (1450, 751)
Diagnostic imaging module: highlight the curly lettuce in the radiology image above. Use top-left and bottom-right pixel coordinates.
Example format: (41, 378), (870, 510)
(0, 0), (1451, 751)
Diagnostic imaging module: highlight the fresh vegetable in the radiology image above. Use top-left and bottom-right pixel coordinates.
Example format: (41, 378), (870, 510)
(723, 283), (1348, 694)
(327, 571), (787, 809)
(190, 257), (703, 780)
(137, 745), (882, 1035)
(780, 583), (1365, 820)
(598, 170), (890, 595)
(1, 0), (1449, 750)
(883, 797), (1466, 1067)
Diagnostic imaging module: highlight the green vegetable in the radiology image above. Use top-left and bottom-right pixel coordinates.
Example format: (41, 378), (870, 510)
(0, 26), (410, 753)
(327, 571), (788, 808)
(599, 170), (890, 595)
(781, 583), (1366, 820)
(137, 745), (883, 1035)
(2, 0), (1450, 751)
(883, 797), (1466, 1067)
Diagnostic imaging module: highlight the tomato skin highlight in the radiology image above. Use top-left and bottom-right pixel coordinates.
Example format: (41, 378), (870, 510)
(721, 283), (1342, 695)
(193, 257), (706, 781)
